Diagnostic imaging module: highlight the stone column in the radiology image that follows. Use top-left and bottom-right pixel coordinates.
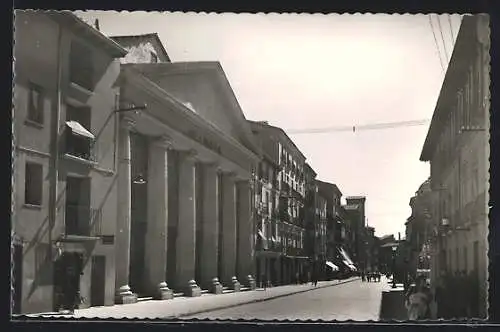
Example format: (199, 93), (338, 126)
(199, 162), (220, 290)
(236, 179), (255, 284)
(115, 116), (137, 304)
(175, 149), (201, 296)
(145, 136), (173, 300)
(221, 172), (237, 286)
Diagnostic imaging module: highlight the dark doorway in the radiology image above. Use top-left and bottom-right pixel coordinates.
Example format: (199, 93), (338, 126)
(12, 244), (23, 314)
(130, 221), (147, 295)
(90, 255), (106, 307)
(53, 252), (84, 312)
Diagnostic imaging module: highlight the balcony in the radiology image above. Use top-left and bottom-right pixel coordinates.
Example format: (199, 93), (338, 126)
(64, 204), (102, 239)
(63, 121), (98, 165)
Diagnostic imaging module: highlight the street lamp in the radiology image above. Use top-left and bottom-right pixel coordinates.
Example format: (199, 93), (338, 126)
(392, 245), (397, 288)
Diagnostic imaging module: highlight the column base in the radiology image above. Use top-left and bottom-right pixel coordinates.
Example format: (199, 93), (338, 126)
(115, 285), (138, 304)
(185, 279), (202, 297)
(246, 275), (257, 290)
(154, 282), (174, 300)
(210, 277), (223, 294)
(231, 276), (241, 292)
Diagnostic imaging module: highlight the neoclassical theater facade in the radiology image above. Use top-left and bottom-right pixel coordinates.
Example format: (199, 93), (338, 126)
(114, 61), (261, 300)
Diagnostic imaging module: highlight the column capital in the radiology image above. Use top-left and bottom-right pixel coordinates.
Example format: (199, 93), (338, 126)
(152, 135), (174, 150)
(121, 115), (136, 130)
(203, 161), (224, 173)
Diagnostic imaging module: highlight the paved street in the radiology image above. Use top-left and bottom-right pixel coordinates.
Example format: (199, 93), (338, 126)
(183, 277), (392, 321)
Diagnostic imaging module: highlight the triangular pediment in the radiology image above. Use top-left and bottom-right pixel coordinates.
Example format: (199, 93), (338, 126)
(131, 62), (259, 156)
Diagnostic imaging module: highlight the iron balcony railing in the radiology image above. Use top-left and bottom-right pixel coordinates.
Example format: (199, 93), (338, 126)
(65, 204), (102, 237)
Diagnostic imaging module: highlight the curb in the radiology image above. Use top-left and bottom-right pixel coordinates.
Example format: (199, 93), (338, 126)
(172, 277), (361, 319)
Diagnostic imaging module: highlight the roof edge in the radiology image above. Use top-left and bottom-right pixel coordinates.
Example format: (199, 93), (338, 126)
(50, 11), (127, 58)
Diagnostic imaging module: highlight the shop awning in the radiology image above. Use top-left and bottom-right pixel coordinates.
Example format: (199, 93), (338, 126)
(326, 261), (339, 271)
(343, 260), (357, 271)
(339, 247), (355, 266)
(66, 120), (95, 139)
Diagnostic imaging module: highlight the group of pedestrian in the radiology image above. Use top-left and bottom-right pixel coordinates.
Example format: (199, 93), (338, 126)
(361, 271), (381, 282)
(434, 270), (479, 319)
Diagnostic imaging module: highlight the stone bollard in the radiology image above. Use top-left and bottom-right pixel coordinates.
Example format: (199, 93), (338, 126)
(210, 277), (223, 294)
(231, 276), (241, 292)
(155, 281), (174, 300)
(185, 279), (202, 297)
(246, 275), (257, 290)
(115, 285), (138, 304)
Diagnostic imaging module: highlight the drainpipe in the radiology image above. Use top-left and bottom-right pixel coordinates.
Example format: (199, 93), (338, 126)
(49, 24), (63, 255)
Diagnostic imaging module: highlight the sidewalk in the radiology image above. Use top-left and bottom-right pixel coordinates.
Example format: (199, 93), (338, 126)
(30, 277), (359, 319)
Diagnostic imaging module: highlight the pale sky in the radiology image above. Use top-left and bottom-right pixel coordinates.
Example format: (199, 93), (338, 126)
(76, 11), (463, 237)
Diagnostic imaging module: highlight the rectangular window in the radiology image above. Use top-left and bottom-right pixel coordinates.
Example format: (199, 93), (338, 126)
(25, 162), (43, 206)
(70, 40), (94, 91)
(27, 83), (44, 124)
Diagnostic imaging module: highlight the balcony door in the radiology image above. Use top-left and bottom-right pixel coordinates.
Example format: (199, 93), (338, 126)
(65, 176), (91, 236)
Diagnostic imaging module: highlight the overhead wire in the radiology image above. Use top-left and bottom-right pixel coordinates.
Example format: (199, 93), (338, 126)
(436, 14), (450, 63)
(286, 119), (430, 135)
(447, 14), (455, 44)
(428, 15), (445, 73)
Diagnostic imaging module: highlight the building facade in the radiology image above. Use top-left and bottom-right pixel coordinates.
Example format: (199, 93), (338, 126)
(247, 121), (308, 284)
(316, 180), (345, 276)
(12, 11), (128, 313)
(343, 196), (367, 271)
(303, 163), (318, 262)
(248, 121), (282, 287)
(419, 15), (490, 318)
(364, 226), (378, 273)
(404, 179), (434, 280)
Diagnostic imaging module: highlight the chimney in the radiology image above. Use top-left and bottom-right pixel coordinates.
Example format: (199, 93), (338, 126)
(94, 19), (100, 31)
(398, 232), (401, 241)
